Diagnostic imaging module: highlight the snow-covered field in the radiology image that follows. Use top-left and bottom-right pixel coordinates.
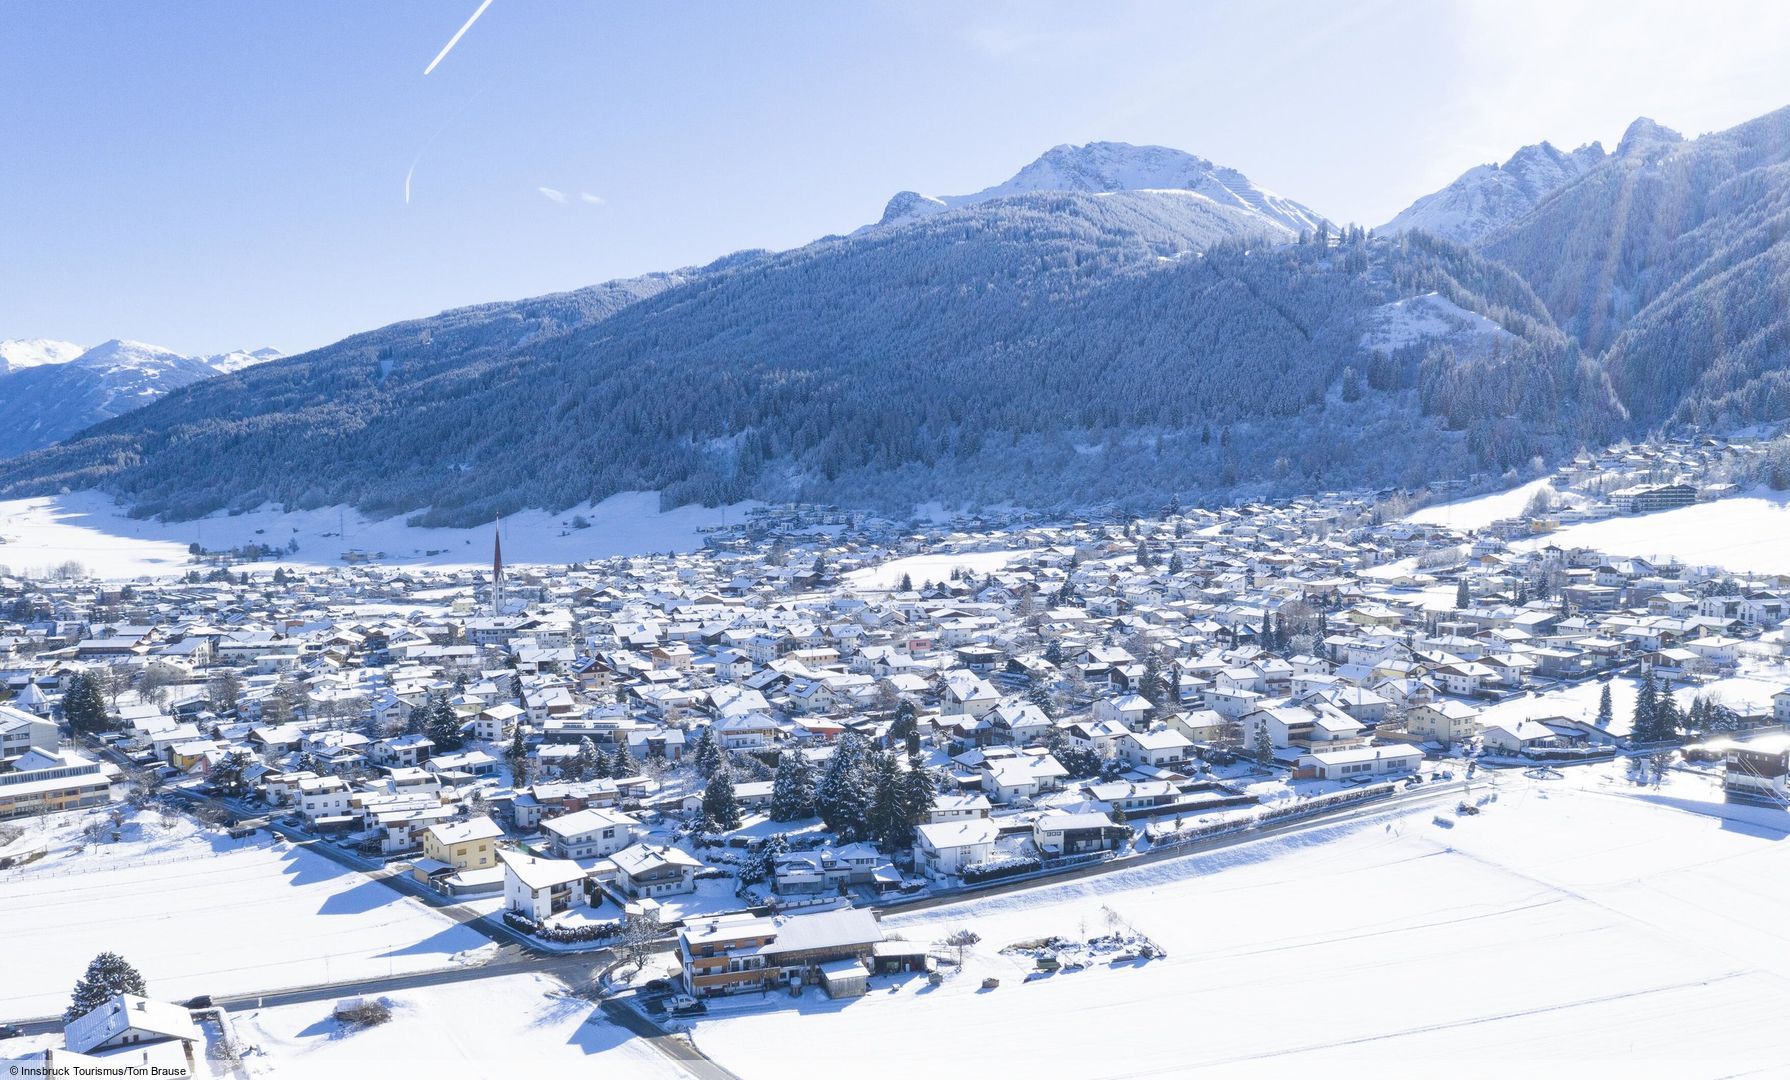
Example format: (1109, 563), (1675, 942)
(691, 769), (1790, 1078)
(1514, 489), (1790, 576)
(846, 549), (1030, 591)
(0, 813), (494, 1019)
(231, 973), (692, 1080)
(0, 491), (757, 580)
(1406, 478), (1555, 530)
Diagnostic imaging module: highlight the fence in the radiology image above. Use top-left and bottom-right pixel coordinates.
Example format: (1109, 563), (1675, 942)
(1145, 781), (1401, 852)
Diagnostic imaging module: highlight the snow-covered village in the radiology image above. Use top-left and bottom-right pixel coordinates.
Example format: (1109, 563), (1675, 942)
(15, 5), (1790, 1076)
(2, 431), (1790, 1078)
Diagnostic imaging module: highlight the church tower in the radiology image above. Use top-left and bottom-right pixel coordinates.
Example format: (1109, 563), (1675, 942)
(491, 517), (505, 616)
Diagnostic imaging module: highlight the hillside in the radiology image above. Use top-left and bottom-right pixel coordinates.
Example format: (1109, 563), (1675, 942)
(1478, 107), (1790, 428)
(0, 340), (284, 460)
(1379, 140), (1606, 245)
(0, 182), (1615, 524)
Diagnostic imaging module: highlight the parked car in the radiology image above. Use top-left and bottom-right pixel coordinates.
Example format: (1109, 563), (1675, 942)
(182, 994), (213, 1009)
(0, 1024), (23, 1039)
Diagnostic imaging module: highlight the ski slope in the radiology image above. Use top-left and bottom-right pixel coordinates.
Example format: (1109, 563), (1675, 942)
(691, 770), (1790, 1078)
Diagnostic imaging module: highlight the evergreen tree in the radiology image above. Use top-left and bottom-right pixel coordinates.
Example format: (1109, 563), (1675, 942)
(1253, 722), (1274, 766)
(815, 731), (873, 839)
(66, 952), (147, 1022)
(899, 749), (936, 827)
(609, 739), (637, 778)
(1595, 683), (1613, 727)
(898, 572), (913, 592)
(1632, 673), (1660, 743)
(1455, 577), (1470, 609)
(424, 695), (464, 751)
(574, 737), (603, 781)
(62, 671), (111, 733)
(889, 699), (919, 745)
(208, 750), (253, 798)
(691, 726), (724, 778)
(769, 750), (817, 821)
(1656, 682), (1681, 740)
(701, 766), (742, 830)
(503, 726), (529, 785)
(868, 752), (910, 852)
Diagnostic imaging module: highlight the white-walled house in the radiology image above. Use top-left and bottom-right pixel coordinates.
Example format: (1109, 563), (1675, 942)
(500, 849), (590, 921)
(542, 806), (638, 860)
(913, 818), (998, 878)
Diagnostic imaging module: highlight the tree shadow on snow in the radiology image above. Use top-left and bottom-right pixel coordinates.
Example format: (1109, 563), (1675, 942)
(316, 877), (400, 916)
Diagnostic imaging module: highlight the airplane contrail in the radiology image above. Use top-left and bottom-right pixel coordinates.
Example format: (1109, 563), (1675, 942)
(424, 0), (493, 76)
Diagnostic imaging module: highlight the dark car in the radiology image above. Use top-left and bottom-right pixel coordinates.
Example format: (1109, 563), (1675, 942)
(0, 1024), (24, 1039)
(183, 994), (213, 1009)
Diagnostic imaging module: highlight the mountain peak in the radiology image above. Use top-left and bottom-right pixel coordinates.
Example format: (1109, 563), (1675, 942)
(870, 140), (1328, 237)
(1379, 136), (1609, 245)
(1617, 117), (1684, 156)
(0, 338), (85, 374)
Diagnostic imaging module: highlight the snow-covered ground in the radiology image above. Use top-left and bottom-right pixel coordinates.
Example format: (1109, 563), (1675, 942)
(0, 491), (757, 580)
(230, 973), (693, 1079)
(690, 769), (1790, 1078)
(1406, 478), (1555, 530)
(0, 811), (494, 1019)
(1513, 488), (1790, 576)
(846, 549), (1030, 591)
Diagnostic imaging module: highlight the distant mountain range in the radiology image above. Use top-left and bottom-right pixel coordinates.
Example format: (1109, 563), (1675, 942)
(6, 108), (1790, 523)
(0, 339), (281, 460)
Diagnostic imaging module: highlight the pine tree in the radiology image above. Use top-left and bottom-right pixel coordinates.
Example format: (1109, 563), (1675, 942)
(692, 726), (724, 778)
(1595, 683), (1613, 727)
(738, 832), (789, 885)
(1656, 681), (1681, 740)
(899, 749), (935, 827)
(62, 671), (111, 733)
(1632, 673), (1660, 743)
(701, 766), (742, 830)
(424, 695), (464, 751)
(868, 752), (908, 852)
(208, 750), (253, 798)
(815, 731), (872, 839)
(1253, 722), (1274, 766)
(1455, 577), (1470, 609)
(888, 699), (919, 745)
(769, 750), (817, 821)
(609, 739), (637, 778)
(504, 726), (529, 783)
(66, 952), (147, 1022)
(898, 572), (913, 592)
(574, 737), (602, 781)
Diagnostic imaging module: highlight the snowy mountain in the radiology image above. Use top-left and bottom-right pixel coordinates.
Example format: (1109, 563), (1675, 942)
(1378, 140), (1607, 245)
(0, 338), (85, 374)
(871, 141), (1330, 238)
(0, 339), (285, 461)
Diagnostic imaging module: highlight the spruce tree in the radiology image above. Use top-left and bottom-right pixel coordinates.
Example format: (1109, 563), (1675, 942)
(66, 952), (147, 1021)
(889, 699), (919, 745)
(1656, 682), (1681, 740)
(574, 737), (602, 781)
(504, 726), (529, 783)
(869, 753), (910, 853)
(898, 572), (913, 592)
(1254, 723), (1275, 766)
(424, 695), (464, 751)
(609, 739), (637, 778)
(1455, 578), (1470, 609)
(701, 766), (742, 830)
(208, 750), (253, 798)
(692, 727), (724, 778)
(62, 671), (111, 733)
(1595, 683), (1613, 727)
(815, 731), (872, 839)
(899, 750), (936, 827)
(769, 750), (817, 821)
(1633, 673), (1660, 743)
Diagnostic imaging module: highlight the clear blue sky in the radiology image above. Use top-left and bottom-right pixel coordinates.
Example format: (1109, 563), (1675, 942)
(5, 0), (1790, 356)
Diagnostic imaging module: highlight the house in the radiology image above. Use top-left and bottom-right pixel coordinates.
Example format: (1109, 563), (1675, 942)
(421, 815), (503, 872)
(1032, 810), (1124, 856)
(296, 775), (353, 827)
(1118, 728), (1194, 768)
(913, 818), (999, 878)
(978, 748), (1068, 803)
(500, 848), (591, 921)
(924, 793), (992, 822)
(1723, 734), (1790, 807)
(63, 994), (199, 1073)
(1480, 720), (1565, 755)
(1295, 744), (1423, 780)
(1404, 700), (1482, 745)
(542, 806), (639, 860)
(609, 842), (703, 898)
(678, 907), (885, 998)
